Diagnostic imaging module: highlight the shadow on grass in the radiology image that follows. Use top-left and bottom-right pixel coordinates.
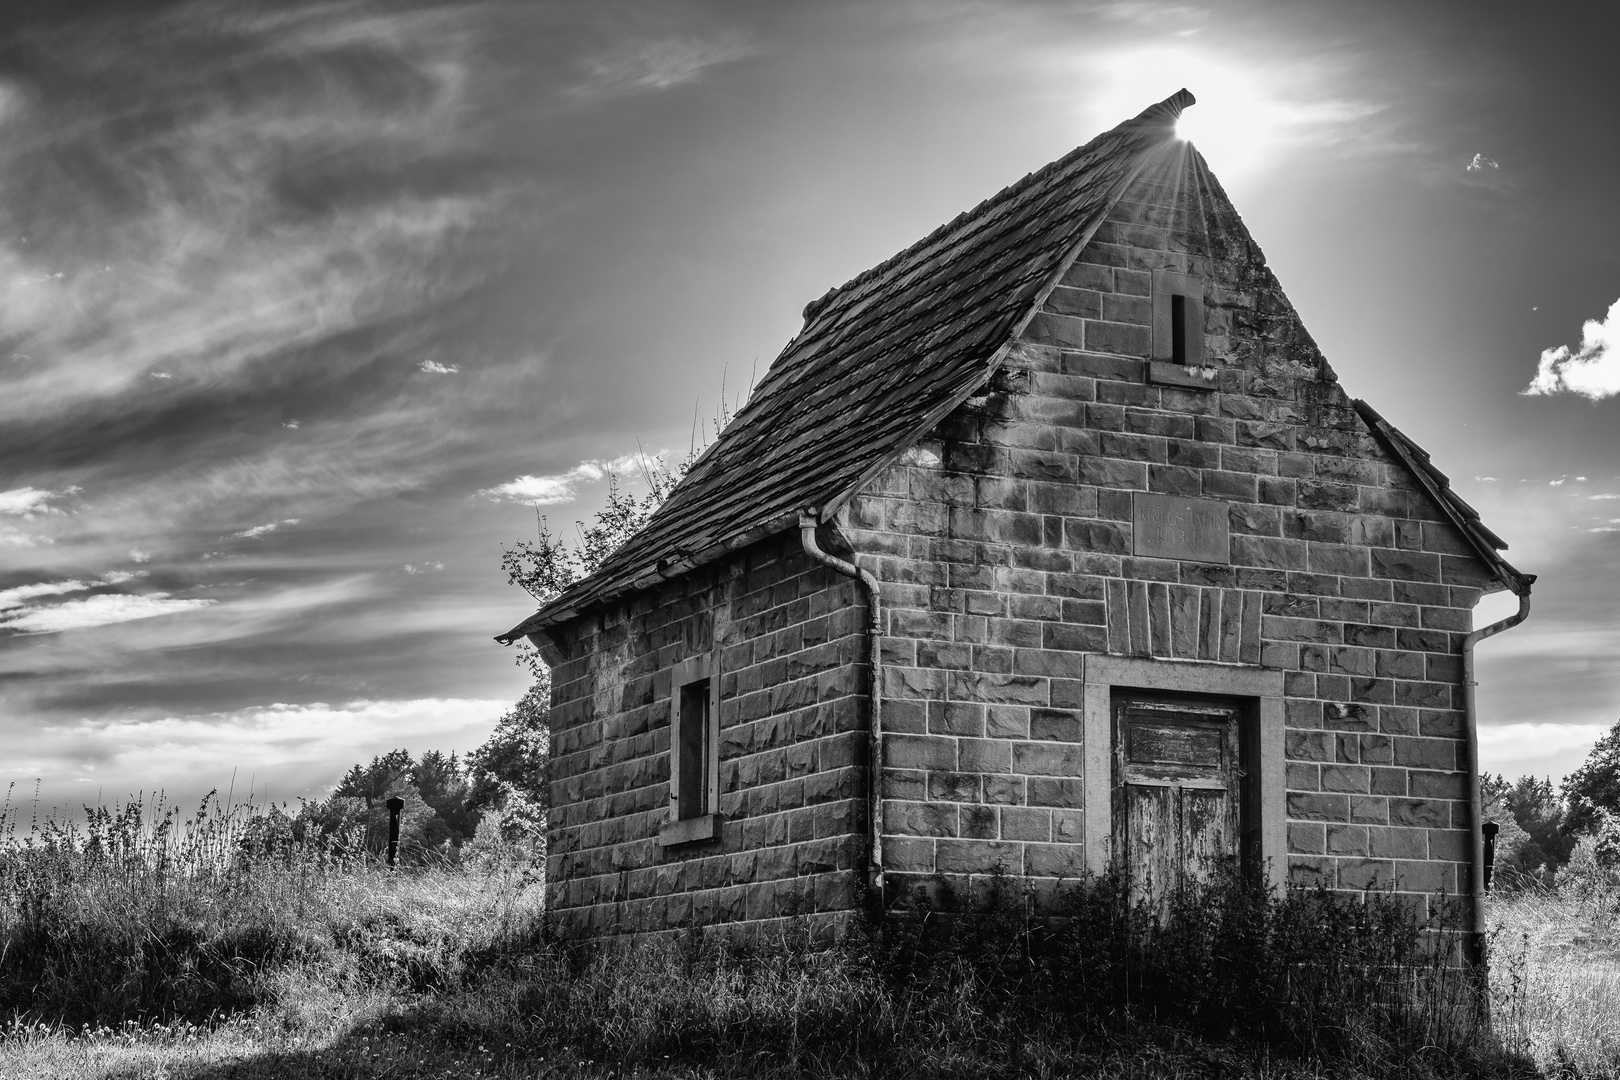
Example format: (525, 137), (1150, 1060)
(120, 873), (1546, 1080)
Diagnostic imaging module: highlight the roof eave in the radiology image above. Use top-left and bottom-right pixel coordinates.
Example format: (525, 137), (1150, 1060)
(1351, 399), (1533, 596)
(493, 508), (803, 645)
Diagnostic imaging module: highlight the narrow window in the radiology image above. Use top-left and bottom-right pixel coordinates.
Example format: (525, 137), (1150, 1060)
(665, 652), (720, 843)
(1170, 293), (1188, 365)
(676, 677), (711, 819)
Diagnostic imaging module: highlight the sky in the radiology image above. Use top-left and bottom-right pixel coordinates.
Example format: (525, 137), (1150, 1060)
(2, 0), (1617, 815)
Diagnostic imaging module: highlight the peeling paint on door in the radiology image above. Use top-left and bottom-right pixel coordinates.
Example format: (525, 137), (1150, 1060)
(1113, 694), (1244, 912)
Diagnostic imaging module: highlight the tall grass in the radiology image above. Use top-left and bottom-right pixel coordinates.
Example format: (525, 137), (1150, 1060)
(0, 785), (539, 1027)
(1490, 873), (1620, 1078)
(0, 790), (1560, 1078)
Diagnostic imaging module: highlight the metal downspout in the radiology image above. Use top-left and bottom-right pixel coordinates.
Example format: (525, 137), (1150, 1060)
(1462, 586), (1531, 966)
(799, 510), (884, 901)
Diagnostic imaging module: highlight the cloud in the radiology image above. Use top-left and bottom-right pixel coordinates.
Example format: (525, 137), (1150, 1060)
(0, 592), (213, 634)
(1524, 298), (1620, 399)
(418, 360), (460, 374)
(12, 697), (507, 804)
(232, 518), (301, 540)
(403, 562), (445, 574)
(1479, 722), (1611, 782)
(0, 571), (141, 612)
(574, 33), (754, 101)
(478, 453), (657, 506)
(1466, 153), (1498, 172)
(0, 487), (79, 517)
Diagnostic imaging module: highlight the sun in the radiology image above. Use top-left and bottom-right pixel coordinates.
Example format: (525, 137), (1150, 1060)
(1084, 47), (1361, 181)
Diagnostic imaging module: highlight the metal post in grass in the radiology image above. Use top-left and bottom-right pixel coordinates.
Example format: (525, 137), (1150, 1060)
(386, 796), (404, 867)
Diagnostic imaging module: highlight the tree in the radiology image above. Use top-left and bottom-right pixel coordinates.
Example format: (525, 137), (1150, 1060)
(301, 748), (482, 862)
(500, 464), (683, 678)
(476, 456), (689, 839)
(1563, 718), (1620, 837)
(482, 399), (742, 845)
(467, 679), (550, 841)
(1480, 771), (1576, 885)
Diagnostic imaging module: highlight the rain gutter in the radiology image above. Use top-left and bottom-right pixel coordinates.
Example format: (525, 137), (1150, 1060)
(798, 509), (884, 901)
(1462, 584), (1531, 966)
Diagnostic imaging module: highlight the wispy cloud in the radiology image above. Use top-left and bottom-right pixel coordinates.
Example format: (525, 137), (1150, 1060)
(1466, 153), (1498, 172)
(1524, 298), (1620, 399)
(478, 453), (657, 506)
(1, 592), (213, 635)
(0, 487), (79, 517)
(573, 32), (754, 101)
(231, 518), (301, 541)
(418, 360), (460, 374)
(0, 571), (141, 612)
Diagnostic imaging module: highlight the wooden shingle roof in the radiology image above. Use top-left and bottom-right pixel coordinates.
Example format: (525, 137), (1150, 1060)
(498, 91), (1196, 643)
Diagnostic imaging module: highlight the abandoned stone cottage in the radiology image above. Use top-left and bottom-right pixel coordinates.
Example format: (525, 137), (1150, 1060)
(497, 90), (1533, 941)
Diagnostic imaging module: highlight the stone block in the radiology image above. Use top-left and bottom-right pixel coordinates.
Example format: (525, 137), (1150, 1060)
(888, 800), (958, 837)
(1030, 708), (1083, 742)
(1012, 741), (1085, 775)
(1371, 548), (1441, 583)
(960, 804), (998, 840)
(1287, 792), (1349, 821)
(1045, 286), (1103, 319)
(927, 772), (980, 803)
(1028, 777), (1084, 808)
(1321, 765), (1371, 793)
(985, 706), (1031, 739)
(1389, 798), (1448, 828)
(959, 738), (1013, 775)
(887, 734), (958, 772)
(1349, 796), (1388, 825)
(1428, 828), (1469, 862)
(1000, 806), (1053, 842)
(1326, 824), (1368, 856)
(1289, 822), (1326, 855)
(935, 839), (1022, 874)
(949, 672), (1049, 705)
(1337, 858), (1395, 891)
(1393, 736), (1458, 771)
(1085, 319), (1153, 357)
(1369, 826), (1427, 860)
(1407, 770), (1465, 800)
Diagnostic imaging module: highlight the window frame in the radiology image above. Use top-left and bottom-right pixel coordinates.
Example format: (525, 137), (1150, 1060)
(660, 652), (722, 847)
(1149, 269), (1210, 387)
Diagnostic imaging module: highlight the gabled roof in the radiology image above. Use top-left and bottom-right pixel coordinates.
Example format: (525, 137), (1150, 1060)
(1352, 400), (1532, 595)
(497, 90), (1198, 642)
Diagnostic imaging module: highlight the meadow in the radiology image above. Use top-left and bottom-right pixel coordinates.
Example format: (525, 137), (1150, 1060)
(1, 793), (1615, 1080)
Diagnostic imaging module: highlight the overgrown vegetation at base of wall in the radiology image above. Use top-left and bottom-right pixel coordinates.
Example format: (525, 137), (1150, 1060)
(4, 794), (1558, 1079)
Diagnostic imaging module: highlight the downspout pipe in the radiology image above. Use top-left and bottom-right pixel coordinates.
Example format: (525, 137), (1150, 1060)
(799, 509), (884, 901)
(1462, 585), (1531, 966)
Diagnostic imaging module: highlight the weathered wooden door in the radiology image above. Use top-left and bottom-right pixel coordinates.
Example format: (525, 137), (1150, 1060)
(1112, 693), (1245, 909)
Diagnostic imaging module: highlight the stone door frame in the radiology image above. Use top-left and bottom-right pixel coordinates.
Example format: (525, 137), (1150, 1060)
(1082, 655), (1287, 892)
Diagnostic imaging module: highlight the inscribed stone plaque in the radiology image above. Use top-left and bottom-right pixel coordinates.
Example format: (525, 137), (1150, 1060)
(1132, 493), (1230, 564)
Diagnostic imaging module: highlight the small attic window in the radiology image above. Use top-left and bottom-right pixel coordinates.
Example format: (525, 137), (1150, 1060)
(1170, 294), (1189, 363)
(1150, 270), (1211, 389)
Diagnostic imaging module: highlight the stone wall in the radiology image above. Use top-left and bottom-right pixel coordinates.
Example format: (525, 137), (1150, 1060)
(842, 151), (1496, 920)
(544, 534), (870, 938)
